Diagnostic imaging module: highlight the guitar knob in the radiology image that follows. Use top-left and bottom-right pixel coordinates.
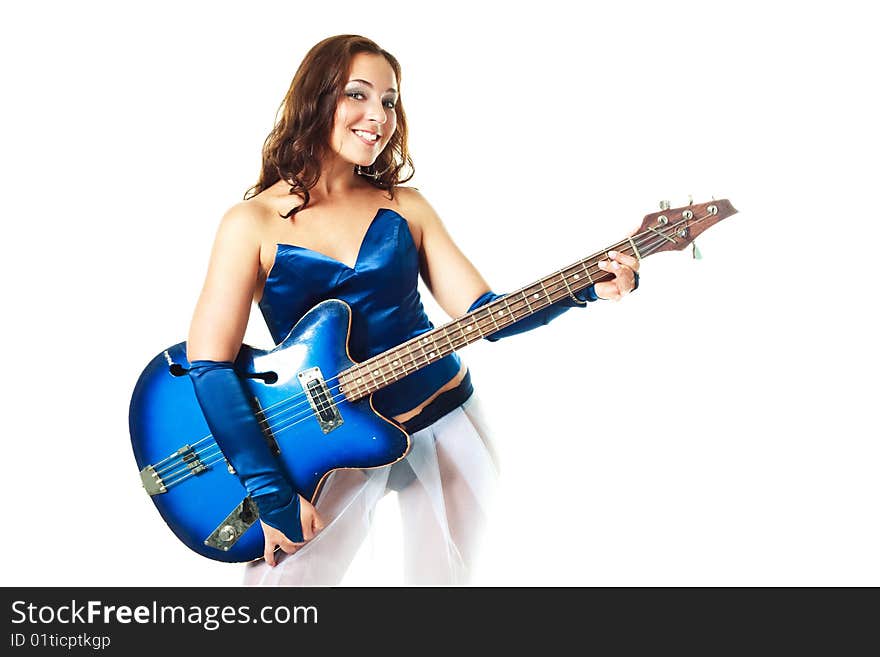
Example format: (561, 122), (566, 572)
(659, 200), (671, 210)
(219, 525), (237, 543)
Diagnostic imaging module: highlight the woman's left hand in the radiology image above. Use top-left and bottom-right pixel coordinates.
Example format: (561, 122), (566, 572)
(595, 250), (639, 300)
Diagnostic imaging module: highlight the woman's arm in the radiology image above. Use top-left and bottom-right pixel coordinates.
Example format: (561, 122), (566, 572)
(186, 203), (324, 566)
(402, 188), (638, 341)
(401, 189), (493, 319)
(187, 203), (262, 362)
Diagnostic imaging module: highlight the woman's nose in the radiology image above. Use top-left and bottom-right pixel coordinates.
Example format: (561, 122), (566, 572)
(364, 98), (387, 124)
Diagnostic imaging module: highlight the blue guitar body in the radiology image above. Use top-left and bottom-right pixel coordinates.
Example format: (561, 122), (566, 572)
(128, 300), (409, 563)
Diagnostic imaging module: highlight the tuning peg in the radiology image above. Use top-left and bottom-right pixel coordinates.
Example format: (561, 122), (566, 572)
(659, 200), (671, 210)
(688, 194), (693, 206)
(692, 241), (702, 260)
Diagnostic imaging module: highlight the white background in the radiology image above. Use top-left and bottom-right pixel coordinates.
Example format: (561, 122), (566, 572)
(1, 0), (877, 586)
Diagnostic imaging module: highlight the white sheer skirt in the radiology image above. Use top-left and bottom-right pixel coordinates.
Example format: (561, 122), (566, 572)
(243, 394), (499, 586)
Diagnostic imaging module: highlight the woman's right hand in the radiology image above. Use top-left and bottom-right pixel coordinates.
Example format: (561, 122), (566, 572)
(261, 495), (326, 566)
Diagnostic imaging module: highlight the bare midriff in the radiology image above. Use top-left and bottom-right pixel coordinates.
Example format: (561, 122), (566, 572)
(391, 361), (468, 424)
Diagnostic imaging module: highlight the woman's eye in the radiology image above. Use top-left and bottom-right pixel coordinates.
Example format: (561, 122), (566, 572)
(383, 99), (396, 109)
(346, 91), (366, 100)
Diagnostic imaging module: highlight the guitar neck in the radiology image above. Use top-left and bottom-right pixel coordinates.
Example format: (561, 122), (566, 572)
(339, 198), (736, 402)
(339, 238), (637, 402)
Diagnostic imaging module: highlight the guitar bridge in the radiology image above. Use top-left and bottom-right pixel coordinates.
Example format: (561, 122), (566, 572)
(297, 367), (343, 434)
(140, 464), (166, 496)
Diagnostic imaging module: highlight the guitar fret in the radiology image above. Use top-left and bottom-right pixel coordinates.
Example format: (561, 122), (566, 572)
(427, 335), (440, 362)
(405, 344), (419, 373)
(466, 314), (483, 340)
(381, 355), (392, 385)
(552, 274), (567, 302)
(358, 367), (371, 395)
(388, 353), (402, 383)
(470, 313), (485, 338)
(463, 318), (475, 344)
(500, 298), (514, 328)
(419, 335), (435, 365)
(538, 279), (552, 307)
(383, 353), (394, 384)
(581, 260), (595, 285)
(525, 286), (544, 311)
(440, 326), (456, 357)
(451, 321), (466, 350)
(485, 306), (501, 333)
(379, 359), (389, 385)
(558, 269), (577, 299)
(508, 294), (526, 323)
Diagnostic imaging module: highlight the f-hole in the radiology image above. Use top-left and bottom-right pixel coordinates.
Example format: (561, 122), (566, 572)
(167, 363), (278, 384)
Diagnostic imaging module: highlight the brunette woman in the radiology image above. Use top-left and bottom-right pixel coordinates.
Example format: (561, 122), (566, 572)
(186, 35), (639, 585)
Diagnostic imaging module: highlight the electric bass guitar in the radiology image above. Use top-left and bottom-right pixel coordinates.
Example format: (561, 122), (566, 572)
(129, 198), (736, 562)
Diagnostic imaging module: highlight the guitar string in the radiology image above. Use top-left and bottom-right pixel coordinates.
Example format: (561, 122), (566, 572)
(153, 254), (620, 475)
(152, 212), (708, 479)
(232, 225), (676, 436)
(252, 224), (660, 421)
(153, 240), (646, 481)
(157, 227), (675, 486)
(332, 206), (714, 401)
(253, 216), (690, 427)
(247, 220), (663, 421)
(153, 219), (692, 482)
(157, 222), (693, 489)
(152, 263), (597, 479)
(154, 223), (681, 482)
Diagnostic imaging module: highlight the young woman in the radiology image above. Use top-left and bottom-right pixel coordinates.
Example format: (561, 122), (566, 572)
(185, 35), (639, 585)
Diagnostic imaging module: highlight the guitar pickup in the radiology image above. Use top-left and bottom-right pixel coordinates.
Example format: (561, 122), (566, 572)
(297, 367), (343, 434)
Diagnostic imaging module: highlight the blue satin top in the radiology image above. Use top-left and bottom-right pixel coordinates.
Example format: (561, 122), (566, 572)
(258, 208), (463, 417)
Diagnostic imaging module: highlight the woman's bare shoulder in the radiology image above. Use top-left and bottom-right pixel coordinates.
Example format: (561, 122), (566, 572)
(214, 198), (277, 244)
(394, 185), (440, 226)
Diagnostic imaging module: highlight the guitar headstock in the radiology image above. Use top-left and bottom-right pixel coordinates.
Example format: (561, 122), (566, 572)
(634, 199), (737, 258)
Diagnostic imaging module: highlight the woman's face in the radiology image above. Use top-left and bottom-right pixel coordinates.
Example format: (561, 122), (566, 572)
(329, 52), (398, 168)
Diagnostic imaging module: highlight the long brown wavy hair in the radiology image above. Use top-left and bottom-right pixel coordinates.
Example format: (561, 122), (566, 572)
(244, 35), (414, 218)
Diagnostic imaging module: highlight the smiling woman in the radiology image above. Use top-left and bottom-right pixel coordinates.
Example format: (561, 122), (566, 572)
(175, 34), (638, 586)
(241, 35), (413, 220)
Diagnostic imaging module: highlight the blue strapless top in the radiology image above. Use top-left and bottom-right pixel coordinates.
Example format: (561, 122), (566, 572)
(258, 208), (463, 417)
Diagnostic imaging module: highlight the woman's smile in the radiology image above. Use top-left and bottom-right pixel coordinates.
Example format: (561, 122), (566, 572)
(352, 128), (381, 146)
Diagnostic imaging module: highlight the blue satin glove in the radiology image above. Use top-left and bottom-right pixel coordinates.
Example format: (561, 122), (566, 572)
(469, 272), (638, 342)
(187, 360), (303, 542)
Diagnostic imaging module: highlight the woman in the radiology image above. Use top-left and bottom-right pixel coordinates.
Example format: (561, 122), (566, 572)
(186, 35), (639, 585)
